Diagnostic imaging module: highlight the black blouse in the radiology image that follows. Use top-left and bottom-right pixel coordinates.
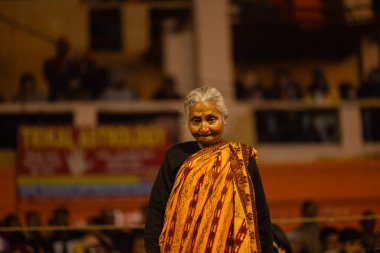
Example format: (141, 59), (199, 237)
(144, 141), (274, 252)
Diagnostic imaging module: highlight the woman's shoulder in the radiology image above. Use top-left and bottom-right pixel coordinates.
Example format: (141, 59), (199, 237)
(228, 141), (258, 159)
(162, 141), (200, 168)
(165, 141), (200, 157)
(228, 141), (256, 149)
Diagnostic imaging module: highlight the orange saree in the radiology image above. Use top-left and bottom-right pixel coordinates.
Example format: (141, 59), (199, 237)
(159, 141), (261, 253)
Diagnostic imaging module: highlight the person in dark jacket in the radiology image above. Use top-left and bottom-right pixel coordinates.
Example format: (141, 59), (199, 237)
(144, 86), (274, 252)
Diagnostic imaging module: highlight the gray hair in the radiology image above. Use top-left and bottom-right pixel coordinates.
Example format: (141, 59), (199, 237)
(184, 86), (228, 120)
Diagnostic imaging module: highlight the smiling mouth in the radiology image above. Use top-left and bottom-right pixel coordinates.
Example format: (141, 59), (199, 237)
(198, 134), (214, 137)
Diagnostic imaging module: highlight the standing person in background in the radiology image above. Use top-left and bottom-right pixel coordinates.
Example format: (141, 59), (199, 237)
(144, 86), (274, 252)
(291, 200), (322, 253)
(43, 37), (76, 101)
(359, 210), (377, 251)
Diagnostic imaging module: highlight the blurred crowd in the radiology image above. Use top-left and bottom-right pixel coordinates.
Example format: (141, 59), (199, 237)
(259, 200), (380, 253)
(0, 207), (146, 253)
(2, 36), (380, 104)
(235, 65), (380, 143)
(2, 37), (380, 143)
(0, 37), (182, 103)
(0, 201), (379, 253)
(234, 66), (380, 103)
(281, 201), (380, 253)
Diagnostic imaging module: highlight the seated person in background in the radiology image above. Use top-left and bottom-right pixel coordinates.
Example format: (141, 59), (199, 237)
(374, 231), (380, 252)
(320, 226), (341, 253)
(47, 207), (82, 253)
(269, 68), (303, 100)
(62, 78), (90, 101)
(359, 210), (377, 251)
(99, 67), (138, 101)
(339, 228), (364, 253)
(0, 233), (8, 253)
(235, 67), (268, 101)
(76, 51), (108, 100)
(152, 75), (182, 100)
(129, 229), (146, 253)
(24, 210), (48, 253)
(72, 232), (113, 253)
(13, 73), (46, 102)
(338, 81), (356, 100)
(100, 80), (138, 101)
(2, 214), (27, 251)
(98, 208), (128, 253)
(357, 67), (380, 98)
(307, 67), (330, 102)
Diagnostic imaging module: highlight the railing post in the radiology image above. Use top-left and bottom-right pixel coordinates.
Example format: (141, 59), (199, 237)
(339, 103), (363, 156)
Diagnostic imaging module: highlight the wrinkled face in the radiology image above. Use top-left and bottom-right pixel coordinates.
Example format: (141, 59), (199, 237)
(188, 102), (225, 148)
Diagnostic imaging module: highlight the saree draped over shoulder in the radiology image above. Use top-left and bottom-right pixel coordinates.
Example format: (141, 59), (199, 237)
(159, 141), (261, 253)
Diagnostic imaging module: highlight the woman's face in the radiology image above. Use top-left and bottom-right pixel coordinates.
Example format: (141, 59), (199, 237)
(188, 102), (225, 148)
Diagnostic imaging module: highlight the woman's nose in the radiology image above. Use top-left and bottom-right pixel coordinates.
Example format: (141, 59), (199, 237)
(199, 122), (209, 133)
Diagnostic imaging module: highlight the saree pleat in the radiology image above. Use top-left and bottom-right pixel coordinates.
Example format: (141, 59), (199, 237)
(159, 141), (261, 253)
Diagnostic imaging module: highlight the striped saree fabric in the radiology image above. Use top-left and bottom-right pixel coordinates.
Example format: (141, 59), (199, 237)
(159, 141), (261, 253)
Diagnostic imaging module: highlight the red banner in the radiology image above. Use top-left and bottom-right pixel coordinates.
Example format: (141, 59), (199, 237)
(17, 116), (178, 199)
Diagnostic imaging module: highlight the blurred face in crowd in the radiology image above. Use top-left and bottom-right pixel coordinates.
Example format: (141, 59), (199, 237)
(242, 70), (259, 88)
(26, 212), (41, 227)
(302, 201), (318, 218)
(101, 208), (115, 225)
(360, 211), (376, 233)
(342, 240), (364, 253)
(325, 233), (341, 252)
(188, 102), (225, 148)
(131, 237), (146, 253)
(53, 208), (69, 226)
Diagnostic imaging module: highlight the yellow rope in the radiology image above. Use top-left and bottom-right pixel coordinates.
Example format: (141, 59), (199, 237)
(0, 214), (378, 232)
(0, 224), (144, 232)
(272, 214), (380, 224)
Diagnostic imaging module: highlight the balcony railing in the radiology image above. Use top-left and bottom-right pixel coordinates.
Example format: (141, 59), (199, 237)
(0, 100), (379, 163)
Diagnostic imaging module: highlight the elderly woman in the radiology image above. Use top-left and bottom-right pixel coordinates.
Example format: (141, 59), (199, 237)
(144, 87), (274, 252)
